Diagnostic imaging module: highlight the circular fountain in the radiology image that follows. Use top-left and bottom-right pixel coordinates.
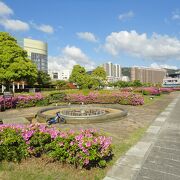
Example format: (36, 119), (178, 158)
(36, 105), (127, 124)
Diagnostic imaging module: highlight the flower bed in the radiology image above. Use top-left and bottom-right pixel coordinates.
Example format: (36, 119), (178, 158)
(134, 87), (160, 96)
(0, 124), (112, 168)
(159, 88), (173, 94)
(0, 93), (44, 109)
(65, 92), (144, 106)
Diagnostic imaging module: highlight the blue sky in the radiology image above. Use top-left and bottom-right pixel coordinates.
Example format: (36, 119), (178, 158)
(0, 0), (180, 71)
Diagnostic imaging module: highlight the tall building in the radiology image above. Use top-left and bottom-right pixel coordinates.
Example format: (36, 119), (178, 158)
(19, 38), (48, 72)
(102, 62), (121, 82)
(131, 67), (166, 84)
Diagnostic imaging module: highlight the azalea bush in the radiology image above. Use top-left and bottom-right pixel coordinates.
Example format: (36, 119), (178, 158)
(0, 124), (113, 168)
(0, 93), (45, 109)
(0, 127), (28, 162)
(134, 87), (177, 96)
(134, 87), (160, 96)
(65, 92), (144, 106)
(159, 88), (173, 94)
(143, 87), (160, 96)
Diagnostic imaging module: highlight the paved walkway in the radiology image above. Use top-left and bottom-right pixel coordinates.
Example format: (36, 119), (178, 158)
(104, 94), (180, 180)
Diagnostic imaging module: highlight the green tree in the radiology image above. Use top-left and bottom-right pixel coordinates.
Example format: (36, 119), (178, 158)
(0, 32), (38, 89)
(132, 80), (143, 87)
(92, 66), (106, 80)
(53, 80), (67, 90)
(37, 71), (51, 87)
(69, 65), (86, 89)
(91, 66), (106, 89)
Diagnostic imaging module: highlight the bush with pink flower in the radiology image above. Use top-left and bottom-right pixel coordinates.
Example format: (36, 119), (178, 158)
(159, 88), (173, 94)
(142, 87), (160, 96)
(66, 92), (144, 106)
(134, 87), (160, 96)
(0, 124), (112, 168)
(0, 93), (45, 109)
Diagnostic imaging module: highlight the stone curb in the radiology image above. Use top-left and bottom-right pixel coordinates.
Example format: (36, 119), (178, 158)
(104, 97), (179, 180)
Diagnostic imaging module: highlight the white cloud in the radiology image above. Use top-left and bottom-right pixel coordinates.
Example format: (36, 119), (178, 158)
(0, 1), (29, 31)
(32, 23), (54, 34)
(150, 63), (178, 70)
(0, 19), (29, 31)
(48, 45), (95, 71)
(77, 32), (98, 42)
(104, 30), (180, 61)
(172, 10), (180, 20)
(118, 11), (134, 21)
(0, 1), (13, 16)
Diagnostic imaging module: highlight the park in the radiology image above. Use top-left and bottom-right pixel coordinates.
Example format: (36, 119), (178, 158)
(0, 33), (180, 180)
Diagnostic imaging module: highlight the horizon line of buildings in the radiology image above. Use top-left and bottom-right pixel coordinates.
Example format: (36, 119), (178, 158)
(18, 37), (179, 86)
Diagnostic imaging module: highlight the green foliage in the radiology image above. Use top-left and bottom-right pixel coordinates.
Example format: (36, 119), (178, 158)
(110, 80), (143, 88)
(92, 66), (106, 80)
(35, 98), (49, 106)
(29, 132), (51, 157)
(132, 80), (143, 87)
(37, 71), (51, 87)
(0, 128), (28, 162)
(0, 32), (38, 87)
(48, 92), (66, 103)
(112, 80), (131, 87)
(53, 80), (67, 90)
(69, 65), (86, 83)
(142, 90), (150, 95)
(45, 137), (72, 163)
(69, 65), (105, 89)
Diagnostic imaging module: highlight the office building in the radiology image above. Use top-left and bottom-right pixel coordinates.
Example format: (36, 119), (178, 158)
(48, 70), (71, 81)
(19, 38), (48, 72)
(102, 62), (121, 82)
(131, 67), (166, 84)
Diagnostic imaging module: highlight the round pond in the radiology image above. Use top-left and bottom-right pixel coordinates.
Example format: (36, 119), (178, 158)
(36, 105), (128, 124)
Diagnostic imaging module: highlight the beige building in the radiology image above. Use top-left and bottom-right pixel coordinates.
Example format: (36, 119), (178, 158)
(20, 38), (48, 72)
(131, 67), (166, 84)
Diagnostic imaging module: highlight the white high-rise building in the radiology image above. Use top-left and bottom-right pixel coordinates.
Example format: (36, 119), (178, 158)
(102, 62), (121, 82)
(48, 70), (71, 81)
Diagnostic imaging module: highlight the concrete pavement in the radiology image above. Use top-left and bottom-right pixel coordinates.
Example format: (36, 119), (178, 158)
(104, 94), (180, 180)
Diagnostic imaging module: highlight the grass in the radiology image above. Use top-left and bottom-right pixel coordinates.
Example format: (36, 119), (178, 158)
(0, 126), (148, 180)
(143, 94), (164, 106)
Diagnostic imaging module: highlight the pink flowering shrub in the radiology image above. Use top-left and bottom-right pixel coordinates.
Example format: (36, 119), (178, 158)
(0, 124), (112, 168)
(159, 88), (173, 94)
(143, 87), (160, 96)
(66, 92), (144, 106)
(0, 96), (18, 109)
(172, 87), (180, 91)
(134, 87), (160, 96)
(0, 93), (44, 109)
(16, 93), (44, 108)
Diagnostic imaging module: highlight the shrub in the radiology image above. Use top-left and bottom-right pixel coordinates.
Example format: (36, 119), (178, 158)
(142, 88), (160, 96)
(35, 97), (49, 106)
(0, 93), (45, 109)
(159, 88), (173, 94)
(0, 125), (113, 169)
(0, 127), (28, 162)
(48, 92), (66, 103)
(66, 92), (144, 106)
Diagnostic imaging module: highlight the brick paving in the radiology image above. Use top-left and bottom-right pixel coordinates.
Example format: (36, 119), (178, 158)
(104, 93), (180, 180)
(135, 95), (180, 180)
